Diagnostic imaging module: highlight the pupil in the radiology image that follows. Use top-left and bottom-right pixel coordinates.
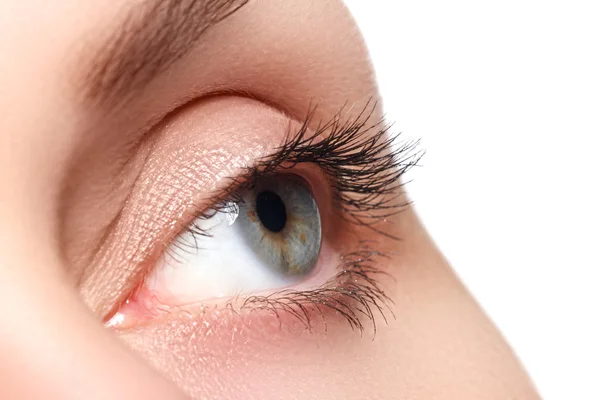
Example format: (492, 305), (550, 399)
(256, 191), (287, 233)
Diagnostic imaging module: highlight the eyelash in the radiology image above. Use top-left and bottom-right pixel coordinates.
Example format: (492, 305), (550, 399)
(161, 102), (421, 334)
(239, 243), (395, 334)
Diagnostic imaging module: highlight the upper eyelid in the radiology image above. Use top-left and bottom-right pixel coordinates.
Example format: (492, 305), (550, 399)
(79, 97), (290, 318)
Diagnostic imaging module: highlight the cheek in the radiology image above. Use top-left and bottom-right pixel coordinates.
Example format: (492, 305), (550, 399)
(111, 214), (408, 399)
(117, 306), (395, 400)
(112, 210), (536, 400)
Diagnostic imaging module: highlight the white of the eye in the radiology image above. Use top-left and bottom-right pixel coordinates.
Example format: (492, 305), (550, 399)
(146, 202), (296, 305)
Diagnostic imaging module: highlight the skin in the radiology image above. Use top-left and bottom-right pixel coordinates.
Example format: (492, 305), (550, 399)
(0, 1), (539, 399)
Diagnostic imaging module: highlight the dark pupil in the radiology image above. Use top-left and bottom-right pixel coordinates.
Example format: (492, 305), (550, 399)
(256, 191), (287, 233)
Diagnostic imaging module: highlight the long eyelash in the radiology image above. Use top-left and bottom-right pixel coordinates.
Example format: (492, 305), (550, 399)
(264, 102), (421, 217)
(180, 100), (422, 241)
(238, 242), (394, 336)
(169, 101), (420, 333)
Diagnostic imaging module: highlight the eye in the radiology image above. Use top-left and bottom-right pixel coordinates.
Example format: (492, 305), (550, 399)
(105, 105), (418, 331)
(238, 174), (322, 276)
(109, 172), (329, 326)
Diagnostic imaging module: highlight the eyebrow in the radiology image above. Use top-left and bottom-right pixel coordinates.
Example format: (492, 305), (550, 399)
(81, 0), (248, 105)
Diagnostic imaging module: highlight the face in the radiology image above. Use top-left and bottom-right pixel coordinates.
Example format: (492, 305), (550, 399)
(0, 1), (539, 399)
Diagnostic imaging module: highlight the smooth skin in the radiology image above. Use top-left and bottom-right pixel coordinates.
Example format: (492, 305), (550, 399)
(0, 1), (539, 399)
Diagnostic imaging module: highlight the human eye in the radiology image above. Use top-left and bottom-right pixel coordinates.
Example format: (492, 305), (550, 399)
(106, 104), (420, 333)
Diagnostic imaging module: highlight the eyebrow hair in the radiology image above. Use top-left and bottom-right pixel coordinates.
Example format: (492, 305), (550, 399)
(81, 0), (249, 105)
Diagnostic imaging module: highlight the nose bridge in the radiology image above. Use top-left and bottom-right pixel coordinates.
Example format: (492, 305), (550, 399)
(0, 1), (117, 161)
(0, 8), (85, 221)
(0, 253), (188, 399)
(0, 12), (66, 185)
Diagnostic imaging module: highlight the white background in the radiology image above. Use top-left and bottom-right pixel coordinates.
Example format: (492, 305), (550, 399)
(344, 1), (600, 399)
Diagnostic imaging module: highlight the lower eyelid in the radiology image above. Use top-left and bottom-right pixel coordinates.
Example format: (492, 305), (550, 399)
(107, 241), (394, 337)
(107, 235), (340, 329)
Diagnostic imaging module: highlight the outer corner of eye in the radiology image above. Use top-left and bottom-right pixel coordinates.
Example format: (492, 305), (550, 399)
(107, 173), (333, 329)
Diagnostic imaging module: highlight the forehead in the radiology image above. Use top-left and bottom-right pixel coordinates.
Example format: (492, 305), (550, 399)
(0, 0), (375, 142)
(4, 1), (248, 106)
(1, 1), (233, 93)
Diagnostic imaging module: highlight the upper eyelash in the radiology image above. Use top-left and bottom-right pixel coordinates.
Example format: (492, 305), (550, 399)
(180, 101), (422, 242)
(264, 102), (420, 215)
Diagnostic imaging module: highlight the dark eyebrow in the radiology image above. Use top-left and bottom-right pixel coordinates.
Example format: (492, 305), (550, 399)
(80, 0), (248, 105)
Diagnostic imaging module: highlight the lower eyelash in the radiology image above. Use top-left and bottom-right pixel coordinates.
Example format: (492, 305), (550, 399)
(236, 241), (394, 335)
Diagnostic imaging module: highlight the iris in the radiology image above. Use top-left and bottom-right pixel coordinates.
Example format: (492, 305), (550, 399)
(237, 175), (321, 276)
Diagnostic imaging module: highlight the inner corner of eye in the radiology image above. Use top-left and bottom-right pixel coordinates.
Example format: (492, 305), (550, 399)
(109, 173), (331, 327)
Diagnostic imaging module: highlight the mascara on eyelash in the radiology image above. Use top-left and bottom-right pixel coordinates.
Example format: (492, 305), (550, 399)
(184, 101), (422, 241)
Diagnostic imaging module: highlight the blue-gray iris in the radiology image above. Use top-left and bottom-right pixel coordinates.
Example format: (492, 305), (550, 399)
(236, 175), (321, 276)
